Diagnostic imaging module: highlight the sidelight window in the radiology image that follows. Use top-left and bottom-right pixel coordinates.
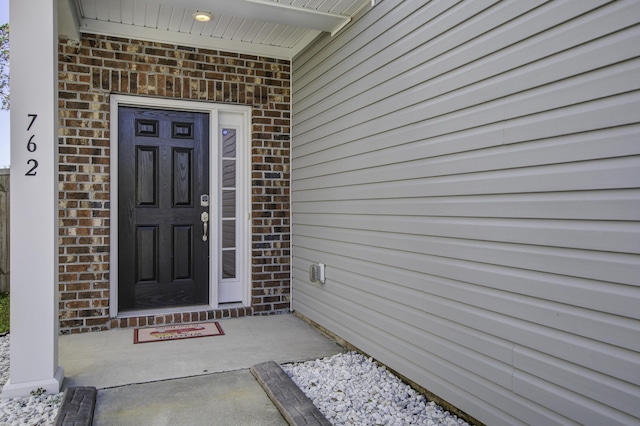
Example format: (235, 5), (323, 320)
(220, 128), (237, 279)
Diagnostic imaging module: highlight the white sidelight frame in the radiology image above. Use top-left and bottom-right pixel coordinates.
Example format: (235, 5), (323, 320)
(217, 111), (250, 304)
(109, 95), (252, 317)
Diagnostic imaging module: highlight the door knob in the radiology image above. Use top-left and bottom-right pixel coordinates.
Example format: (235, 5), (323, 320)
(201, 211), (209, 241)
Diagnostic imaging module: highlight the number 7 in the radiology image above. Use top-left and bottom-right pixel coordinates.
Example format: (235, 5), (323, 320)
(27, 114), (38, 131)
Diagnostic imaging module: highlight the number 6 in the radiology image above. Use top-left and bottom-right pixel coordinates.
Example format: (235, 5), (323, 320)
(27, 135), (36, 152)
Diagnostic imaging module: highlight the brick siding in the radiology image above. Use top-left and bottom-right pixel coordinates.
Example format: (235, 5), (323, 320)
(58, 34), (291, 334)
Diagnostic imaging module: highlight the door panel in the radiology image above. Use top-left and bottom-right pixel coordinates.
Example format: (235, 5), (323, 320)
(118, 107), (210, 311)
(136, 225), (158, 282)
(136, 147), (158, 206)
(173, 149), (193, 206)
(173, 225), (193, 279)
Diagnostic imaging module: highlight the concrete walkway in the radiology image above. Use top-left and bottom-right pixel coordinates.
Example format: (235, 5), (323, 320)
(58, 314), (344, 425)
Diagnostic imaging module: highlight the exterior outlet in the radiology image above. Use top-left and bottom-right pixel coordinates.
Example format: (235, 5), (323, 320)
(309, 263), (326, 284)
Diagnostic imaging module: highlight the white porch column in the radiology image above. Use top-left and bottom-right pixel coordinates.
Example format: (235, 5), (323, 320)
(2, 0), (64, 398)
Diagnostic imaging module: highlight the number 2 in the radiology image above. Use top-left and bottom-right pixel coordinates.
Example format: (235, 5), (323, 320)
(25, 159), (38, 176)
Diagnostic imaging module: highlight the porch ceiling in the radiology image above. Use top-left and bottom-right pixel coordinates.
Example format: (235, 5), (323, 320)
(59, 0), (369, 59)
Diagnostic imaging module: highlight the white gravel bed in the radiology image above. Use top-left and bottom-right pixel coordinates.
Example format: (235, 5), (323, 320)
(0, 335), (63, 426)
(282, 351), (470, 426)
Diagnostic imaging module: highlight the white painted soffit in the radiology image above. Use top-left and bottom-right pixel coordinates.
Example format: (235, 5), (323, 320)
(149, 0), (351, 34)
(59, 0), (368, 59)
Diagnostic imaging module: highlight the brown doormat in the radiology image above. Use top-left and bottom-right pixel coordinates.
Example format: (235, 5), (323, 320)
(134, 322), (224, 344)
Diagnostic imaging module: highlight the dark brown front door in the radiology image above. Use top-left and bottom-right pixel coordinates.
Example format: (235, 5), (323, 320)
(118, 107), (210, 311)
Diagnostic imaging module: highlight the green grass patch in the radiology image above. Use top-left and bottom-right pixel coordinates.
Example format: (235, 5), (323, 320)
(0, 292), (9, 334)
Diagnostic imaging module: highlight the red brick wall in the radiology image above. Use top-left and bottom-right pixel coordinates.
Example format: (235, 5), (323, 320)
(57, 34), (291, 334)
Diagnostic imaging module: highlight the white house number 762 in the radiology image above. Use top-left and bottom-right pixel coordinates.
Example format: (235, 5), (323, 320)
(25, 113), (38, 176)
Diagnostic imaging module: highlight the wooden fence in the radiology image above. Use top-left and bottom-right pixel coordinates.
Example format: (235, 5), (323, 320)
(0, 169), (8, 293)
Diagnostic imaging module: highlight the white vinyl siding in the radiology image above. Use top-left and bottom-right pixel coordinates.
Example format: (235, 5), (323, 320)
(291, 1), (640, 425)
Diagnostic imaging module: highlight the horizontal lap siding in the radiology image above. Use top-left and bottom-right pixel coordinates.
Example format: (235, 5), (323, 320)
(291, 1), (640, 425)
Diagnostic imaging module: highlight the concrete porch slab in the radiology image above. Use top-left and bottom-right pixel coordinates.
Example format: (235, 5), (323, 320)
(59, 314), (343, 390)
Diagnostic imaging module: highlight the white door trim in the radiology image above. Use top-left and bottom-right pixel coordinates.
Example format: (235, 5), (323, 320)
(109, 95), (251, 317)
